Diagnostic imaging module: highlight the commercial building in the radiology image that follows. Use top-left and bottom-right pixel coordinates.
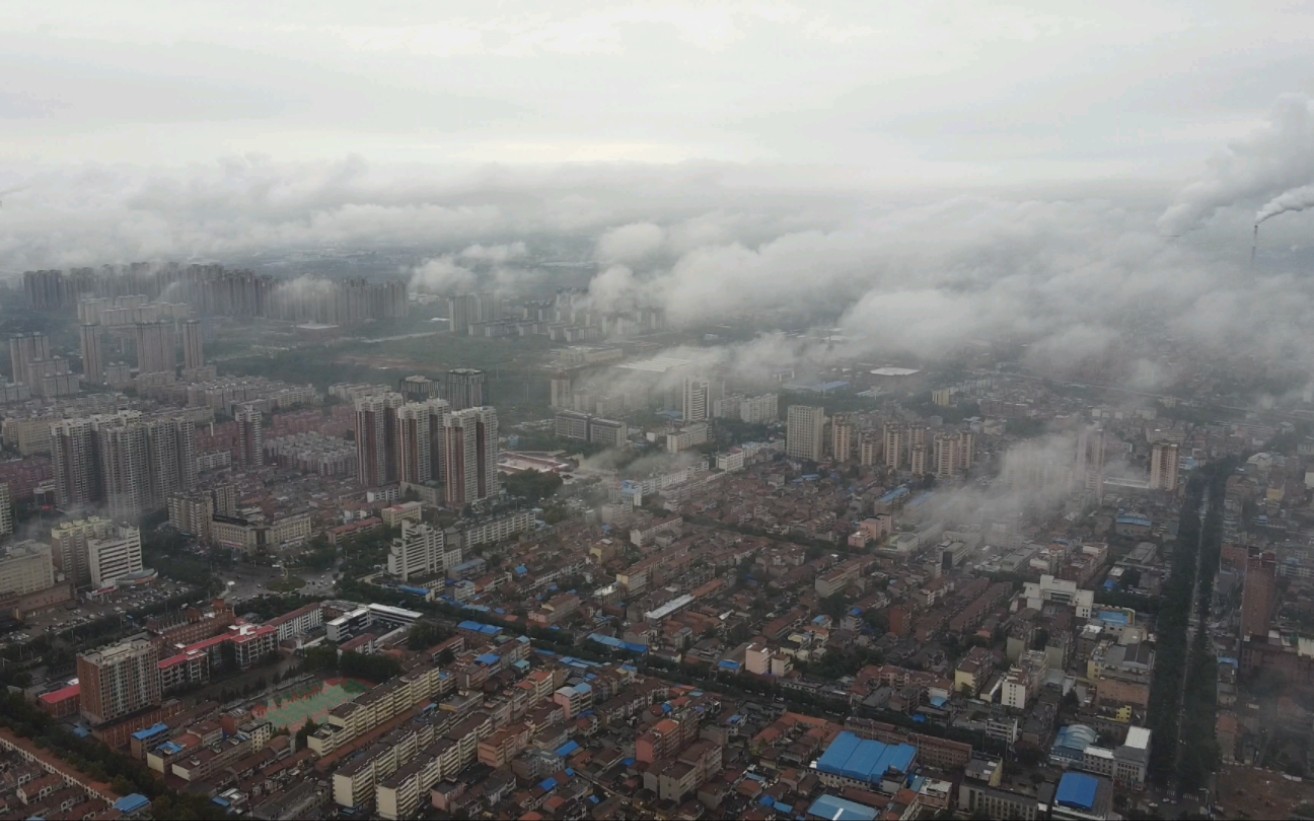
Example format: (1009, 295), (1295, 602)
(51, 516), (116, 588)
(88, 525), (143, 589)
(786, 405), (826, 462)
(77, 636), (161, 725)
(0, 541), (55, 596)
(388, 521), (461, 582)
(1023, 575), (1094, 619)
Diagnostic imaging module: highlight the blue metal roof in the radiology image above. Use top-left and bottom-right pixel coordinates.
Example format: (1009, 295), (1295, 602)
(806, 795), (877, 821)
(1056, 772), (1099, 811)
(131, 722), (169, 741)
(815, 732), (916, 785)
(113, 795), (151, 813)
(556, 740), (581, 757)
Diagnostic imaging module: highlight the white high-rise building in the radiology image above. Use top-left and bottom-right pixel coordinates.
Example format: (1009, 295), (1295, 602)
(387, 520), (460, 581)
(785, 405), (826, 462)
(682, 377), (710, 424)
(88, 525), (143, 589)
(51, 516), (115, 588)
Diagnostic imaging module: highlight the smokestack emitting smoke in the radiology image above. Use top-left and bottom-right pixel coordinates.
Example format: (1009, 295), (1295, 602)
(1251, 223), (1259, 268)
(1255, 183), (1314, 226)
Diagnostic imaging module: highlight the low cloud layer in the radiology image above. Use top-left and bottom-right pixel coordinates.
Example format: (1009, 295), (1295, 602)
(5, 94), (1314, 396)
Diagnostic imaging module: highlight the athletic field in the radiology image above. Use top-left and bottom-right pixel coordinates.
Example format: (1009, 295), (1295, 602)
(251, 677), (370, 729)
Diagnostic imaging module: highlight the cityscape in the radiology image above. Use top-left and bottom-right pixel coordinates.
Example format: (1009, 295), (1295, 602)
(5, 4), (1314, 821)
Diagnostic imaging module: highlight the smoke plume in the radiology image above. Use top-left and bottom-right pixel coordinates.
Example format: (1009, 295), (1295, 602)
(1256, 183), (1314, 225)
(1158, 93), (1314, 235)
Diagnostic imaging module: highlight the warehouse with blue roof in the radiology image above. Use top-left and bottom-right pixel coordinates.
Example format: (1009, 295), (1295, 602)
(1051, 771), (1113, 820)
(814, 731), (917, 791)
(806, 794), (878, 821)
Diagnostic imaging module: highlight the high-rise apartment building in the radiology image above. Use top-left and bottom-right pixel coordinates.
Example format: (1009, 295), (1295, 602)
(445, 369), (486, 411)
(146, 417), (197, 503)
(910, 445), (928, 476)
(1075, 424), (1105, 499)
(1149, 442), (1180, 492)
(50, 417), (100, 510)
(883, 423), (905, 470)
(785, 405), (826, 462)
(234, 403), (264, 467)
(398, 374), (439, 402)
(80, 324), (104, 383)
(1242, 550), (1277, 639)
(396, 401), (437, 485)
(933, 431), (974, 479)
(97, 415), (151, 522)
(830, 417), (855, 462)
(859, 432), (881, 467)
(134, 321), (176, 375)
(88, 525), (143, 588)
(355, 392), (404, 487)
(447, 294), (478, 335)
(77, 636), (161, 725)
(181, 318), (205, 370)
(8, 332), (50, 386)
(0, 482), (11, 539)
(441, 407), (498, 507)
(682, 378), (710, 424)
(50, 412), (195, 520)
(387, 520), (460, 581)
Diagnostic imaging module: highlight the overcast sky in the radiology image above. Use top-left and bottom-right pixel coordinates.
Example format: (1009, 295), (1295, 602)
(4, 0), (1312, 184)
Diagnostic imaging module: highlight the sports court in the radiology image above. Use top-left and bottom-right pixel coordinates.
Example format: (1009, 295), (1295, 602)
(251, 677), (370, 729)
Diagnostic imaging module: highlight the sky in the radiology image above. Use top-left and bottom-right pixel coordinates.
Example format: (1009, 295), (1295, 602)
(5, 1), (1314, 396)
(3, 1), (1312, 183)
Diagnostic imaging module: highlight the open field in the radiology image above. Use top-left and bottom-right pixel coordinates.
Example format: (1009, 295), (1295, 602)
(251, 677), (370, 729)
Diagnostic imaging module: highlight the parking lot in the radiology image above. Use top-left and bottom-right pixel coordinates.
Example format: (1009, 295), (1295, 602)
(2, 578), (198, 645)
